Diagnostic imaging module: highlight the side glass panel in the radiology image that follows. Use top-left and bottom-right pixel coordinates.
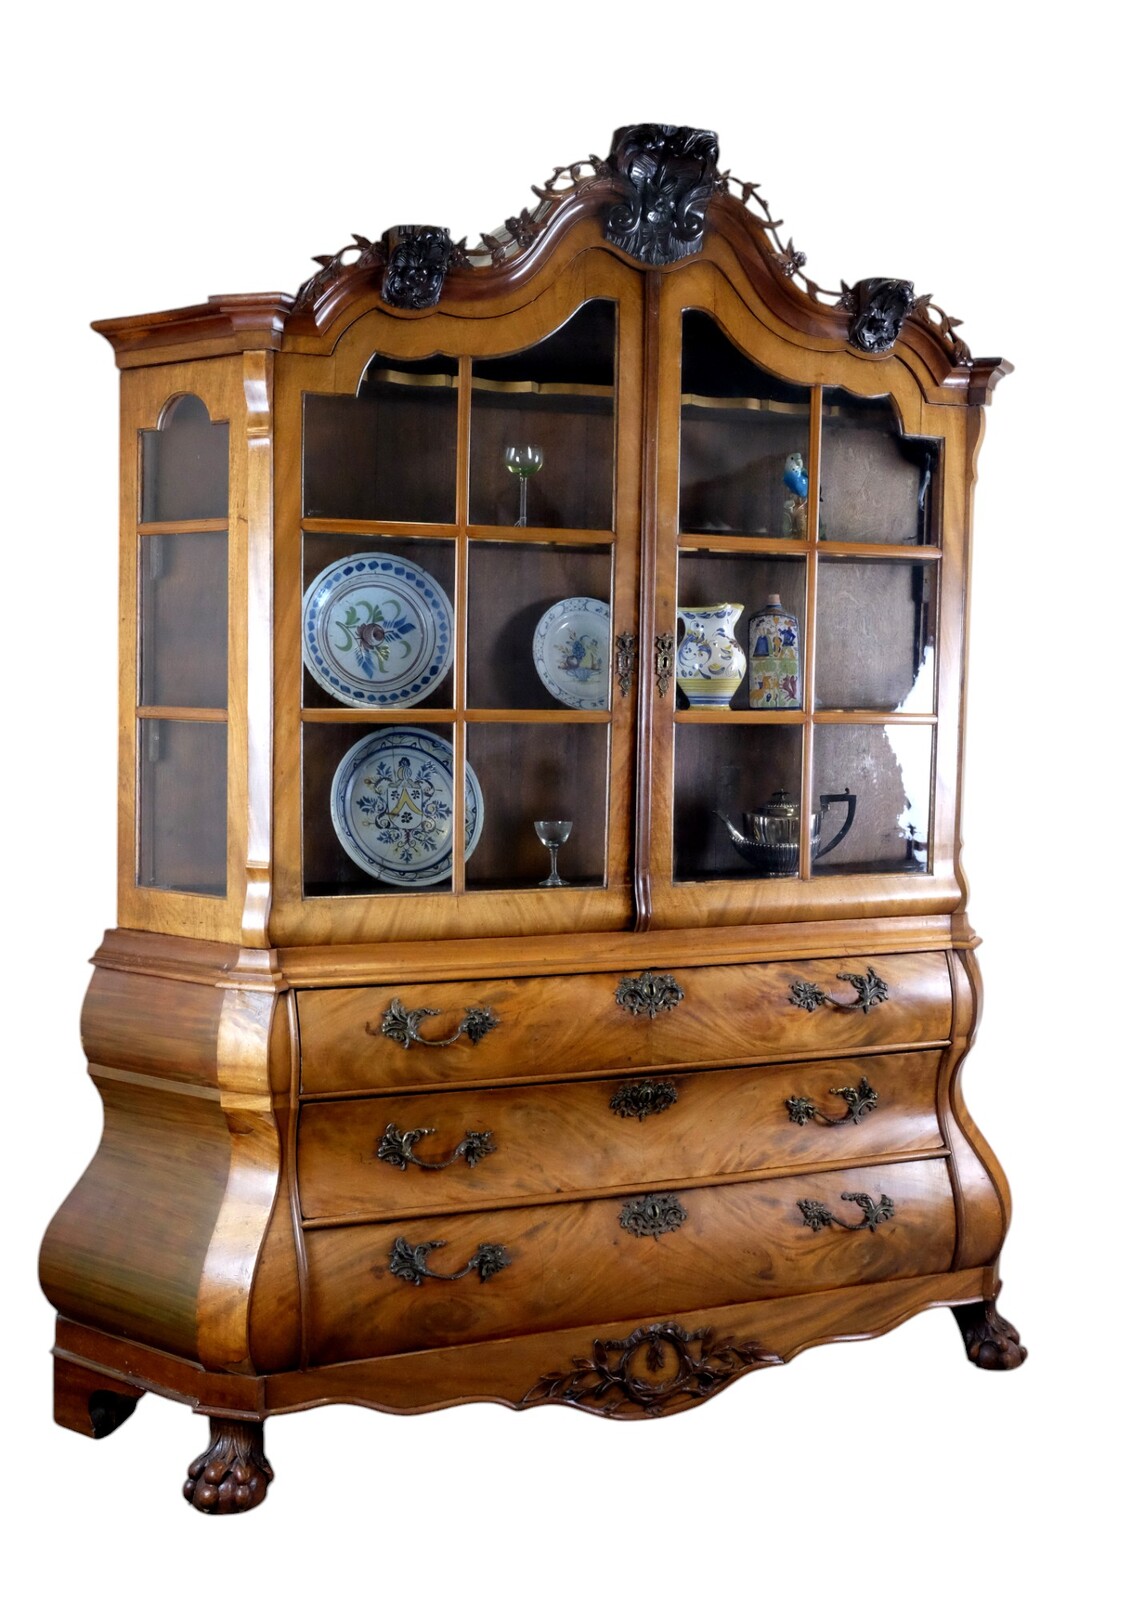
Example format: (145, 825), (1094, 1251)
(469, 300), (616, 530)
(302, 533), (456, 711)
(675, 724), (802, 882)
(815, 558), (936, 712)
(812, 723), (933, 874)
(141, 394), (229, 523)
(820, 390), (938, 545)
(467, 542), (613, 710)
(303, 354), (459, 523)
(140, 532), (228, 709)
(680, 311), (809, 537)
(138, 719), (227, 895)
(466, 723), (609, 891)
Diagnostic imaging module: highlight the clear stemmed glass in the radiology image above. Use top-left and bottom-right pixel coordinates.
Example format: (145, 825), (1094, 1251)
(504, 444), (544, 527)
(534, 819), (572, 887)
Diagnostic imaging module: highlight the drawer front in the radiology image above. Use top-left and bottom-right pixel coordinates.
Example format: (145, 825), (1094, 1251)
(304, 1158), (955, 1362)
(297, 952), (952, 1094)
(298, 1050), (945, 1220)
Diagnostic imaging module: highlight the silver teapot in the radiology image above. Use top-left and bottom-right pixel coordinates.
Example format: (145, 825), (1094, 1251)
(719, 789), (856, 877)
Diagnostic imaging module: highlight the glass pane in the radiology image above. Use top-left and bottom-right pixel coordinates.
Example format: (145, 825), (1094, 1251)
(467, 543), (614, 710)
(820, 390), (938, 545)
(138, 719), (227, 895)
(303, 722), (464, 897)
(303, 354), (458, 522)
(302, 534), (455, 710)
(680, 311), (810, 537)
(469, 300), (616, 530)
(141, 394), (229, 523)
(812, 723), (932, 874)
(465, 723), (608, 891)
(139, 532), (228, 708)
(815, 559), (935, 712)
(675, 725), (803, 881)
(677, 551), (806, 709)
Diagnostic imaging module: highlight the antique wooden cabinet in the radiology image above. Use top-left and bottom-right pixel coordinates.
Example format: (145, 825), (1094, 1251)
(40, 125), (1024, 1514)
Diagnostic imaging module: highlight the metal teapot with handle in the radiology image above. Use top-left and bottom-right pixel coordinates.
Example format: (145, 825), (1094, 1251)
(719, 788), (856, 877)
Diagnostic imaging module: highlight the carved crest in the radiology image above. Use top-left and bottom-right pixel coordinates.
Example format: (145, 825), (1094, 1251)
(604, 124), (721, 266)
(381, 226), (455, 310)
(844, 277), (917, 354)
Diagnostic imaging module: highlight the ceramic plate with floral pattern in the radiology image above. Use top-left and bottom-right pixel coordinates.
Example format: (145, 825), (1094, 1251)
(302, 553), (453, 708)
(532, 596), (610, 711)
(330, 728), (484, 886)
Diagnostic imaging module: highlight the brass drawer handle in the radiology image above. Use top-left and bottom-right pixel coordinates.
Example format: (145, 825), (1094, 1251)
(377, 1122), (497, 1172)
(796, 1191), (894, 1233)
(388, 1237), (511, 1287)
(788, 966), (890, 1015)
(371, 998), (501, 1050)
(620, 1192), (688, 1238)
(786, 1076), (878, 1128)
(615, 971), (685, 1019)
(610, 1078), (678, 1121)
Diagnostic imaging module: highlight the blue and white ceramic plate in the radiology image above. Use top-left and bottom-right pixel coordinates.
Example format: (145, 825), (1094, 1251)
(330, 728), (484, 886)
(532, 596), (610, 711)
(302, 553), (453, 709)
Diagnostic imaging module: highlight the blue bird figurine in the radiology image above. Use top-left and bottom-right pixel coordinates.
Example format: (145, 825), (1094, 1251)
(783, 451), (808, 500)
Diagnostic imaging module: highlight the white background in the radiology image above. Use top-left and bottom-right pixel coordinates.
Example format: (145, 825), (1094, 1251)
(5, 4), (1124, 1593)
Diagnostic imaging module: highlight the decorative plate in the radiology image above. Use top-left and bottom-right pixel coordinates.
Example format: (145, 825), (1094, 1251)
(532, 596), (610, 711)
(302, 553), (453, 708)
(330, 728), (484, 887)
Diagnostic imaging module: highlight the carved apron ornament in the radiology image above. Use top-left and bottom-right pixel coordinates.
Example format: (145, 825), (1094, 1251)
(604, 124), (721, 266)
(844, 277), (917, 354)
(381, 226), (455, 310)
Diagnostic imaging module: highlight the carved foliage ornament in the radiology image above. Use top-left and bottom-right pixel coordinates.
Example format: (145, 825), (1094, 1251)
(843, 277), (917, 355)
(522, 1321), (782, 1418)
(381, 226), (455, 310)
(604, 124), (722, 266)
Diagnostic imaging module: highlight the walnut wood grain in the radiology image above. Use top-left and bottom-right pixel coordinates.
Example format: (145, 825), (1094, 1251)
(304, 1158), (955, 1362)
(297, 951), (951, 1094)
(298, 1050), (944, 1220)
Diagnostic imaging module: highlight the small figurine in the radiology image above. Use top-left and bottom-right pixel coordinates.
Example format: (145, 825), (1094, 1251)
(782, 450), (808, 537)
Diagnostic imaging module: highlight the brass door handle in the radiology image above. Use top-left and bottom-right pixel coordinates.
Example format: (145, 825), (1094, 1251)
(377, 1123), (497, 1171)
(371, 998), (501, 1050)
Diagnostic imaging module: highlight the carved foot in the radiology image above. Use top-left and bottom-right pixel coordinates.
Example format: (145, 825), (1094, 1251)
(54, 1354), (143, 1439)
(953, 1299), (1028, 1370)
(184, 1419), (273, 1514)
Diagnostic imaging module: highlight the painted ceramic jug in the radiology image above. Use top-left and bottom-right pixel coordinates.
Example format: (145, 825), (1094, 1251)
(675, 604), (746, 707)
(748, 592), (802, 709)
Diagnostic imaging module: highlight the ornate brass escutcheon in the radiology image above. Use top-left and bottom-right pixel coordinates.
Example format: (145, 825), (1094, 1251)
(371, 998), (501, 1050)
(614, 971), (685, 1019)
(615, 631), (637, 697)
(609, 1078), (679, 1121)
(654, 632), (675, 696)
(619, 1192), (688, 1238)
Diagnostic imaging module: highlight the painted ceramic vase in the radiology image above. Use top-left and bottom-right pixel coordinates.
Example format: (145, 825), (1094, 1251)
(675, 603), (747, 707)
(748, 593), (802, 709)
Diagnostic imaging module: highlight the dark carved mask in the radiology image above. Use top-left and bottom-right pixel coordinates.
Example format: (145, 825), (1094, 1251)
(604, 124), (721, 267)
(848, 278), (916, 354)
(381, 227), (454, 310)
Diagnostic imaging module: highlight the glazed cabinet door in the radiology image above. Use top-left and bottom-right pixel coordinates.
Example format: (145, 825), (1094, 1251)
(643, 261), (967, 930)
(273, 256), (644, 944)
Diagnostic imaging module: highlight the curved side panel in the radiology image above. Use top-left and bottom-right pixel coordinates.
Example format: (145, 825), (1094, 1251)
(939, 948), (1010, 1269)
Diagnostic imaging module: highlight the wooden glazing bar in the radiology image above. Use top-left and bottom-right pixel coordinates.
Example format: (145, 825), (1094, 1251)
(135, 705), (228, 723)
(673, 709), (805, 725)
(816, 541), (943, 561)
(300, 707), (456, 724)
(800, 385), (823, 879)
(812, 710), (939, 725)
(137, 518), (228, 536)
(451, 356), (471, 897)
(677, 533), (813, 555)
(464, 524), (615, 546)
(300, 518), (459, 538)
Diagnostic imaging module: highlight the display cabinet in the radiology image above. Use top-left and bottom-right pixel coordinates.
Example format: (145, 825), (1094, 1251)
(41, 124), (1023, 1514)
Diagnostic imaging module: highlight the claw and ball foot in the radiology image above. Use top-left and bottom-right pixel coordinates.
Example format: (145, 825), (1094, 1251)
(953, 1298), (1028, 1370)
(184, 1418), (273, 1514)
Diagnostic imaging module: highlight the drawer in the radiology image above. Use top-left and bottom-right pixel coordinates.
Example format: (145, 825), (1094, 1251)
(298, 1050), (945, 1220)
(304, 1157), (955, 1362)
(297, 951), (952, 1093)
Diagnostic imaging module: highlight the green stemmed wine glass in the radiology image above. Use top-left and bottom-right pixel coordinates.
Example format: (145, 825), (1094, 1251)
(504, 444), (544, 527)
